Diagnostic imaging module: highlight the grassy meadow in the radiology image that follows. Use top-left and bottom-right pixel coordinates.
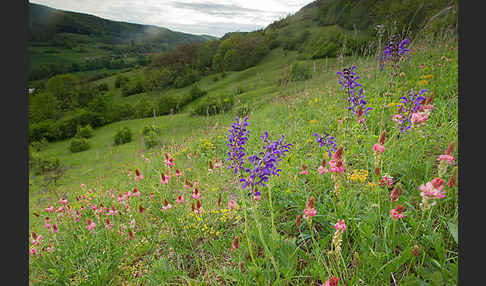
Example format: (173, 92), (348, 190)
(29, 29), (458, 285)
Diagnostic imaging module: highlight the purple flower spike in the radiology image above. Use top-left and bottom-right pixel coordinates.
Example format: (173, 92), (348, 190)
(227, 116), (250, 175)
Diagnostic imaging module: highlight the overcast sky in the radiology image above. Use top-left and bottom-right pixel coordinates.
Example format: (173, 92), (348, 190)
(30, 0), (315, 38)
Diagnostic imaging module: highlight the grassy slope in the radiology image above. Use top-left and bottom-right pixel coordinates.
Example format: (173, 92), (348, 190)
(29, 31), (458, 285)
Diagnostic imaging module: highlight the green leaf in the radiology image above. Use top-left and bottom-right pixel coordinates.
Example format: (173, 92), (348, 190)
(447, 221), (458, 244)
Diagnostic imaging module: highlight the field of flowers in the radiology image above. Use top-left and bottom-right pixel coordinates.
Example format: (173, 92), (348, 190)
(29, 31), (458, 285)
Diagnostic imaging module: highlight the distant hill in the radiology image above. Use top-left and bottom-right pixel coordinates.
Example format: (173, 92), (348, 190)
(29, 3), (216, 46)
(28, 2), (217, 78)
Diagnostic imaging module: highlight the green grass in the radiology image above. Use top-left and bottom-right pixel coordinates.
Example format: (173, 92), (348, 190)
(29, 31), (458, 285)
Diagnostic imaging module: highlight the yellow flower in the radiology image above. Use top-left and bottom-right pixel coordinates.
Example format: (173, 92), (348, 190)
(310, 119), (318, 124)
(422, 74), (434, 80)
(417, 80), (429, 86)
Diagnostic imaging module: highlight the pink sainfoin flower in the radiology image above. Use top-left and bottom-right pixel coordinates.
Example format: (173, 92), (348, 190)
(132, 188), (141, 197)
(419, 178), (446, 210)
(105, 218), (113, 230)
(80, 183), (86, 189)
(176, 195), (184, 203)
(56, 206), (65, 213)
(174, 169), (182, 177)
(161, 173), (169, 185)
(379, 175), (393, 187)
(162, 199), (172, 210)
(317, 158), (329, 174)
(302, 196), (317, 219)
(164, 153), (175, 168)
(184, 179), (193, 189)
(214, 159), (223, 169)
(45, 206), (54, 213)
(332, 219), (346, 257)
(52, 223), (59, 233)
(45, 217), (51, 230)
(227, 199), (237, 209)
(373, 144), (385, 154)
(135, 169), (143, 181)
(86, 218), (96, 231)
(329, 147), (345, 173)
(438, 154), (455, 164)
(411, 112), (428, 127)
(322, 276), (339, 286)
(192, 188), (201, 200)
(253, 192), (261, 201)
(438, 141), (455, 177)
(59, 198), (68, 206)
(31, 232), (42, 246)
(390, 204), (407, 220)
(334, 219), (346, 232)
(299, 164), (308, 175)
(195, 200), (203, 213)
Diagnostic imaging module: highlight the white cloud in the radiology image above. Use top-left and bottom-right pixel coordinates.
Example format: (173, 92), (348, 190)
(29, 0), (315, 37)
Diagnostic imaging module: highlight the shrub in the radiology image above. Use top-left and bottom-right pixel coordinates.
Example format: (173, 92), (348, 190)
(174, 68), (200, 88)
(289, 62), (312, 81)
(76, 125), (94, 139)
(157, 94), (180, 115)
(29, 152), (61, 175)
(142, 125), (161, 136)
(113, 126), (133, 145)
(69, 137), (90, 153)
(190, 93), (234, 116)
(30, 138), (49, 152)
(121, 81), (145, 97)
(97, 83), (109, 92)
(143, 130), (159, 149)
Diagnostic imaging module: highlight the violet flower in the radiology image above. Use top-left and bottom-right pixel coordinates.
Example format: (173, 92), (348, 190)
(227, 116), (250, 175)
(240, 132), (292, 195)
(314, 133), (336, 158)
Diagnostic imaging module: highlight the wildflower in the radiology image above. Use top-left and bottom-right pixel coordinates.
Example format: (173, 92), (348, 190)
(184, 179), (193, 189)
(59, 198), (68, 206)
(192, 188), (201, 200)
(132, 188), (141, 197)
(322, 276), (339, 286)
(195, 200), (203, 213)
(174, 169), (182, 177)
(334, 219), (346, 232)
(46, 245), (54, 253)
(138, 205), (145, 213)
(383, 35), (410, 65)
(373, 144), (385, 154)
(390, 185), (403, 202)
(176, 195), (185, 203)
(217, 194), (222, 207)
(52, 223), (59, 233)
(253, 191), (261, 201)
(86, 218), (96, 231)
(30, 248), (38, 256)
(227, 116), (250, 175)
(393, 89), (428, 133)
(150, 192), (154, 199)
(164, 153), (175, 167)
(240, 132), (292, 192)
(448, 173), (456, 188)
(44, 217), (51, 229)
(412, 245), (421, 257)
(232, 236), (239, 250)
(162, 199), (172, 210)
(45, 206), (54, 213)
(314, 133), (336, 158)
(302, 196), (317, 219)
(299, 164), (308, 175)
(332, 219), (346, 258)
(228, 199), (237, 209)
(161, 173), (169, 185)
(419, 178), (446, 210)
(379, 175), (393, 187)
(318, 158), (329, 174)
(31, 232), (42, 246)
(296, 214), (302, 228)
(80, 183), (86, 189)
(214, 159), (223, 169)
(438, 141), (456, 177)
(105, 218), (113, 230)
(135, 169), (143, 181)
(390, 204), (407, 219)
(336, 65), (362, 92)
(56, 206), (65, 213)
(128, 230), (135, 239)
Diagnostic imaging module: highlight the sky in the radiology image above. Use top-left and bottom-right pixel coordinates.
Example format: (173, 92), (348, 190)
(30, 0), (315, 38)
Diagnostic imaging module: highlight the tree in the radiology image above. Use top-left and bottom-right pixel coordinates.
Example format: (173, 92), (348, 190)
(29, 92), (61, 123)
